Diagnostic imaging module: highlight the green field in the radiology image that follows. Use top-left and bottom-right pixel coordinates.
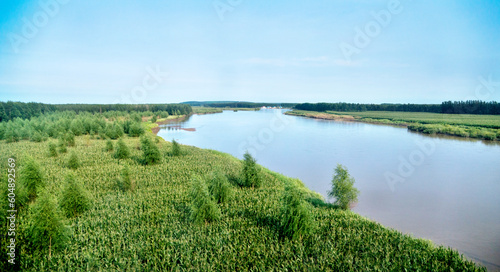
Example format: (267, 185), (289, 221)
(326, 111), (500, 128)
(286, 110), (500, 141)
(0, 114), (486, 271)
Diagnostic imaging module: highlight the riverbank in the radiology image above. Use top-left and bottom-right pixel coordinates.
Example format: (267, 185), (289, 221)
(1, 131), (486, 271)
(285, 110), (500, 141)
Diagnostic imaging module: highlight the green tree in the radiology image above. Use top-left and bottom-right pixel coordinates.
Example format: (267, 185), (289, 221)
(141, 136), (161, 165)
(128, 122), (144, 137)
(171, 139), (181, 156)
(115, 164), (133, 192)
(65, 133), (75, 147)
(328, 164), (359, 210)
(242, 151), (260, 188)
(26, 191), (69, 258)
(189, 175), (220, 225)
(208, 170), (231, 204)
(67, 151), (80, 170)
(48, 142), (58, 157)
(280, 186), (314, 240)
(114, 138), (130, 160)
(59, 173), (91, 218)
(58, 136), (67, 153)
(105, 139), (113, 152)
(151, 115), (157, 123)
(20, 157), (45, 200)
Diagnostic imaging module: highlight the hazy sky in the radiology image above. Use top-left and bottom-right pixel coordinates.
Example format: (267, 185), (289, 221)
(0, 0), (499, 104)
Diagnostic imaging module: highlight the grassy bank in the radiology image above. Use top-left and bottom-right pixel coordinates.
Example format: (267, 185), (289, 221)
(0, 117), (486, 271)
(286, 110), (500, 141)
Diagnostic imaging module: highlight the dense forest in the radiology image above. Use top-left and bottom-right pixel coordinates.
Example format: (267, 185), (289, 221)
(294, 101), (500, 115)
(0, 102), (192, 122)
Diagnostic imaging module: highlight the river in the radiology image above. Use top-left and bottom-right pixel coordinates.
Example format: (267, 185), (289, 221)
(157, 109), (500, 271)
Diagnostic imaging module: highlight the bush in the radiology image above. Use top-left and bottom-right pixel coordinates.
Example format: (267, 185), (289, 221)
(171, 139), (181, 156)
(208, 170), (231, 204)
(242, 151), (260, 188)
(128, 122), (144, 137)
(115, 164), (133, 192)
(280, 186), (315, 240)
(151, 115), (157, 123)
(189, 175), (220, 225)
(140, 136), (161, 165)
(58, 137), (67, 153)
(67, 151), (80, 170)
(65, 133), (75, 147)
(48, 142), (58, 157)
(59, 173), (91, 218)
(20, 157), (45, 200)
(26, 191), (69, 258)
(114, 138), (130, 160)
(105, 139), (113, 152)
(328, 164), (359, 210)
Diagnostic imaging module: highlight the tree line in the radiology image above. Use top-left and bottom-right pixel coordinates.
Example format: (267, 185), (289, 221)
(0, 101), (192, 122)
(294, 101), (500, 115)
(183, 101), (297, 108)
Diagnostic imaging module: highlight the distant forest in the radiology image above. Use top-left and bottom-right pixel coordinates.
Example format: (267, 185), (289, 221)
(294, 101), (500, 115)
(182, 101), (297, 108)
(0, 102), (192, 122)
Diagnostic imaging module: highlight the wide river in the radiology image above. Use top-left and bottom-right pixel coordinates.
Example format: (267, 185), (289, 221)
(158, 109), (500, 271)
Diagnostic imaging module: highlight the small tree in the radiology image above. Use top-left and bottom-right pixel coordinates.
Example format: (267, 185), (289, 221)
(242, 151), (260, 188)
(140, 136), (161, 165)
(65, 133), (75, 147)
(281, 186), (314, 240)
(151, 115), (157, 123)
(20, 157), (45, 200)
(208, 170), (231, 204)
(105, 139), (114, 152)
(328, 164), (359, 210)
(27, 191), (69, 258)
(67, 151), (80, 170)
(115, 164), (133, 192)
(171, 139), (181, 156)
(60, 173), (91, 218)
(48, 142), (58, 157)
(58, 137), (67, 153)
(114, 138), (130, 160)
(189, 175), (220, 225)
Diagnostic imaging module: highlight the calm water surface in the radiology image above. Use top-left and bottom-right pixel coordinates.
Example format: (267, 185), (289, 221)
(158, 109), (500, 270)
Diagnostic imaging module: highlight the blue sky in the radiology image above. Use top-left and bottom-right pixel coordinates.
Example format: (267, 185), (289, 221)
(0, 0), (499, 104)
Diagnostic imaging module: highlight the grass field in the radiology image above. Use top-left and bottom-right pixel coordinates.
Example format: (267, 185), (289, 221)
(286, 110), (500, 141)
(0, 119), (486, 271)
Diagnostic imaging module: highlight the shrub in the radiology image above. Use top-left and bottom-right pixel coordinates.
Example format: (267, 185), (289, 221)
(59, 173), (91, 218)
(242, 151), (260, 188)
(58, 137), (67, 153)
(128, 122), (144, 137)
(141, 136), (161, 165)
(26, 191), (69, 258)
(65, 133), (75, 147)
(189, 175), (220, 225)
(20, 157), (45, 200)
(114, 138), (130, 160)
(151, 115), (157, 123)
(105, 139), (113, 152)
(280, 186), (314, 240)
(48, 142), (58, 157)
(328, 164), (359, 210)
(115, 164), (133, 192)
(171, 139), (181, 156)
(67, 151), (80, 170)
(208, 170), (231, 204)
